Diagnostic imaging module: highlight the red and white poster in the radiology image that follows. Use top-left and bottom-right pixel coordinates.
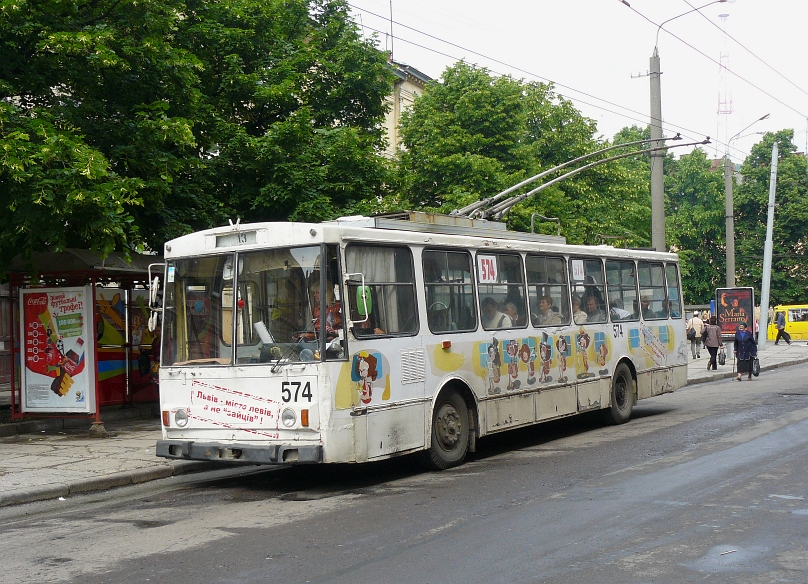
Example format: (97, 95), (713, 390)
(20, 287), (96, 412)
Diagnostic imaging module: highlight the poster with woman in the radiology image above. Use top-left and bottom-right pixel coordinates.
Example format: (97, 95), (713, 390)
(715, 287), (755, 338)
(20, 287), (96, 412)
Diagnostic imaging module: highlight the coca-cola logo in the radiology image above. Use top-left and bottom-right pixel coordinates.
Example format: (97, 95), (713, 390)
(27, 296), (47, 306)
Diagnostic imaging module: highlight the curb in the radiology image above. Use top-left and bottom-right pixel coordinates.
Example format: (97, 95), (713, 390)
(686, 356), (808, 386)
(0, 460), (217, 508)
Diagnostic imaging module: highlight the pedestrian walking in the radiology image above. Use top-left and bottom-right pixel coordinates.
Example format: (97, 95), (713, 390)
(687, 310), (705, 359)
(734, 322), (757, 381)
(702, 316), (723, 370)
(774, 311), (792, 345)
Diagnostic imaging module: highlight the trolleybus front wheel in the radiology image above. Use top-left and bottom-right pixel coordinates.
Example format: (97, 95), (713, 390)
(422, 390), (470, 470)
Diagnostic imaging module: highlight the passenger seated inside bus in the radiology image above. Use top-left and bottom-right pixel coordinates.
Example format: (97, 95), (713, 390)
(534, 295), (562, 326)
(584, 294), (606, 322)
(572, 295), (587, 324)
(481, 296), (513, 329)
(504, 302), (521, 326)
(609, 299), (632, 321)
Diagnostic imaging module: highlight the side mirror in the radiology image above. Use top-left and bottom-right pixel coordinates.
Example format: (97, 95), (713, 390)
(356, 285), (372, 316)
(150, 276), (160, 305)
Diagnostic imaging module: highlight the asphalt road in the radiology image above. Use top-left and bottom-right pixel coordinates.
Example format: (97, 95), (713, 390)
(3, 365), (808, 584)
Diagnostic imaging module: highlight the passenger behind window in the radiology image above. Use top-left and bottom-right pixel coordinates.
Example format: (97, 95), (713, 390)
(572, 295), (587, 324)
(584, 295), (605, 322)
(481, 296), (513, 329)
(534, 295), (562, 326)
(640, 295), (656, 320)
(504, 302), (522, 327)
(609, 299), (632, 321)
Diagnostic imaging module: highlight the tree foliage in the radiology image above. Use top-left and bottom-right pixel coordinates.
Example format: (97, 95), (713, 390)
(664, 148), (726, 303)
(396, 63), (656, 247)
(1, 0), (391, 271)
(734, 130), (808, 304)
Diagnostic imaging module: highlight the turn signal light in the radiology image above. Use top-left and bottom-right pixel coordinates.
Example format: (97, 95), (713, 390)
(301, 409), (309, 427)
(162, 410), (170, 427)
(442, 340), (452, 349)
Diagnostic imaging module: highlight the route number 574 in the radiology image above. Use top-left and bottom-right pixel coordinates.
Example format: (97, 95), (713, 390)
(281, 381), (313, 403)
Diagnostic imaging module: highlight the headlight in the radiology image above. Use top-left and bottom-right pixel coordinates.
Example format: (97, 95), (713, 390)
(281, 408), (297, 428)
(174, 408), (189, 428)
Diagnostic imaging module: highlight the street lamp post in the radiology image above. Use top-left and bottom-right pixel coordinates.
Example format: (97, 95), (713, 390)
(724, 113), (770, 287)
(647, 0), (729, 252)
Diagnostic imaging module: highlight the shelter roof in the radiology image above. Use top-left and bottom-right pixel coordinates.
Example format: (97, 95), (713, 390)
(8, 249), (161, 283)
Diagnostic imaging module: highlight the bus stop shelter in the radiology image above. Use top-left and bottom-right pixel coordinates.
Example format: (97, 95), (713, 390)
(5, 249), (162, 430)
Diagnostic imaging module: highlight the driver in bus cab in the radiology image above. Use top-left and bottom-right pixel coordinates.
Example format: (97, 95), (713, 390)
(298, 283), (342, 341)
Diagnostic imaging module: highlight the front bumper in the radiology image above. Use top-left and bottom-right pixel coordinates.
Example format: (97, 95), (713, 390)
(156, 440), (323, 464)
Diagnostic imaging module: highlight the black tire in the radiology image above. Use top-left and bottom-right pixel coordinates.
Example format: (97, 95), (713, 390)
(422, 390), (470, 470)
(602, 363), (634, 425)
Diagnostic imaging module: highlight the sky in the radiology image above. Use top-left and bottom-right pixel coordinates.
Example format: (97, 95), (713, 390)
(348, 0), (808, 163)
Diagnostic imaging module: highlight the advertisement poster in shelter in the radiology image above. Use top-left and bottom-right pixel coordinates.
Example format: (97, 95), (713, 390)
(715, 287), (755, 338)
(20, 287), (96, 412)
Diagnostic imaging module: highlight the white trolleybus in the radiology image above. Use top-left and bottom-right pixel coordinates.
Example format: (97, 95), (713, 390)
(155, 211), (687, 469)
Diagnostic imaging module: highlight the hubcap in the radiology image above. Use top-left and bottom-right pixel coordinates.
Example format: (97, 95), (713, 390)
(436, 403), (462, 451)
(615, 376), (628, 409)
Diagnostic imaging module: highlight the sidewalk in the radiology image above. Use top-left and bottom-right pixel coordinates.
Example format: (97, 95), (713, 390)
(2, 342), (807, 507)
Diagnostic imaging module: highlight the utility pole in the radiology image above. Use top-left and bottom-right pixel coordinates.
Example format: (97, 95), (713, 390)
(725, 113), (770, 288)
(724, 155), (735, 287)
(649, 47), (665, 252)
(758, 142), (778, 352)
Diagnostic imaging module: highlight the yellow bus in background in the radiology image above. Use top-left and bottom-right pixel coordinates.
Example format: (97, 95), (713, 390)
(767, 305), (808, 341)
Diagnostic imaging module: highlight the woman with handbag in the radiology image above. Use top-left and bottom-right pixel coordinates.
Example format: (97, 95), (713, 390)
(702, 316), (723, 371)
(733, 322), (757, 381)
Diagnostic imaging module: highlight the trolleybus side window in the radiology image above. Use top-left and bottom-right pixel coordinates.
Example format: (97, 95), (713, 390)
(605, 260), (638, 322)
(477, 253), (526, 330)
(570, 258), (607, 324)
(637, 261), (666, 320)
(163, 255), (232, 366)
(423, 250), (477, 333)
(526, 255), (569, 327)
(665, 263), (682, 318)
(346, 245), (418, 337)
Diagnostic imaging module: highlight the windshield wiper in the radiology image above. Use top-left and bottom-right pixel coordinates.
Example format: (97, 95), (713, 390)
(271, 336), (306, 373)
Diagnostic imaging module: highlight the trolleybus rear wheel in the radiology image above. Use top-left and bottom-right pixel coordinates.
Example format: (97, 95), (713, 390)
(603, 363), (634, 425)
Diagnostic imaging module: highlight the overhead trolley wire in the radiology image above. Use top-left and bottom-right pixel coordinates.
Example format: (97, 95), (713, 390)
(349, 2), (793, 158)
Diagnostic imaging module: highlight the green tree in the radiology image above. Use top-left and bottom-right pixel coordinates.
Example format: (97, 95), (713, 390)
(1, 0), (392, 270)
(734, 130), (808, 304)
(664, 147), (726, 304)
(397, 62), (657, 245)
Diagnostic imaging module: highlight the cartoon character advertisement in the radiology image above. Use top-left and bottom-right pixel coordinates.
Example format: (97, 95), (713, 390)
(20, 287), (96, 412)
(470, 330), (612, 394)
(335, 350), (392, 409)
